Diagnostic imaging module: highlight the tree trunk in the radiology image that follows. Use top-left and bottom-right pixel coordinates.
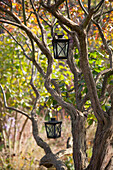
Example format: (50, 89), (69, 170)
(87, 112), (113, 170)
(71, 111), (88, 170)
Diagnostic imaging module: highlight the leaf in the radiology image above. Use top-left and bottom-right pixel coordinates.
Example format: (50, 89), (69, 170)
(105, 105), (111, 111)
(109, 80), (113, 85)
(87, 114), (97, 125)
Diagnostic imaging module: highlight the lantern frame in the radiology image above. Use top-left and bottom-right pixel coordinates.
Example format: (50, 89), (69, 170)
(52, 35), (69, 59)
(45, 118), (62, 139)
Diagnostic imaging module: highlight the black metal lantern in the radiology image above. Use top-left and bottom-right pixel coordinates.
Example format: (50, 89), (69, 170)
(52, 35), (69, 59)
(45, 118), (62, 139)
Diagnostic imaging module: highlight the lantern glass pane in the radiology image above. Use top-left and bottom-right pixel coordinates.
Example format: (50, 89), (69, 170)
(46, 124), (55, 138)
(57, 42), (66, 58)
(55, 124), (61, 137)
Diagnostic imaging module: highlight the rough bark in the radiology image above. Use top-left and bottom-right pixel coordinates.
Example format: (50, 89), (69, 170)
(86, 113), (113, 170)
(78, 29), (106, 122)
(40, 153), (67, 170)
(71, 111), (88, 170)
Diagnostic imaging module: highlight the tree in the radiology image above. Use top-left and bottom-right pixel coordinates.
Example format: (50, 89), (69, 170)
(0, 0), (113, 169)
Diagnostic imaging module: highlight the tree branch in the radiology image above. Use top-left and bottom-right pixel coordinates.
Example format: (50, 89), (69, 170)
(0, 19), (21, 27)
(0, 6), (21, 24)
(29, 65), (68, 169)
(67, 36), (81, 110)
(100, 70), (113, 99)
(51, 79), (61, 95)
(95, 22), (113, 68)
(50, 0), (65, 10)
(41, 1), (81, 33)
(30, 64), (40, 111)
(95, 68), (113, 84)
(22, 0), (27, 25)
(0, 0), (12, 8)
(78, 30), (107, 122)
(39, 15), (51, 27)
(0, 70), (53, 156)
(81, 8), (94, 29)
(0, 6), (53, 62)
(30, 0), (46, 46)
(0, 24), (32, 61)
(94, 9), (113, 20)
(65, 0), (70, 19)
(0, 84), (31, 120)
(94, 0), (105, 13)
(78, 0), (88, 15)
(29, 68), (52, 154)
(88, 0), (91, 12)
(59, 22), (72, 35)
(40, 153), (67, 169)
(20, 23), (53, 61)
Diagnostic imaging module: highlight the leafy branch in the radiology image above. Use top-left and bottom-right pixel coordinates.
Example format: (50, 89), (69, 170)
(0, 24), (32, 61)
(0, 84), (31, 119)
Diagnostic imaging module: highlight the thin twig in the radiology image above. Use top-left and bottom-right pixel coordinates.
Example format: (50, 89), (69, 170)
(65, 0), (70, 19)
(0, 6), (21, 24)
(0, 84), (31, 120)
(78, 0), (88, 15)
(0, 24), (32, 61)
(95, 68), (113, 83)
(22, 0), (27, 26)
(30, 0), (46, 46)
(39, 15), (51, 27)
(94, 0), (104, 13)
(94, 9), (113, 20)
(0, 0), (12, 8)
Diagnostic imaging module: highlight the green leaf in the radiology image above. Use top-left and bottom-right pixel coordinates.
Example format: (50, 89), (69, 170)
(105, 105), (111, 111)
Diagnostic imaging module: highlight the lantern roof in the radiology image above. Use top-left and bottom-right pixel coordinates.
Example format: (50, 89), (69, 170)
(45, 118), (62, 124)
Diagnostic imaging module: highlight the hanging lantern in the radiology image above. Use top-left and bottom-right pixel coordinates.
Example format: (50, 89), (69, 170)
(45, 118), (62, 139)
(52, 35), (69, 59)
